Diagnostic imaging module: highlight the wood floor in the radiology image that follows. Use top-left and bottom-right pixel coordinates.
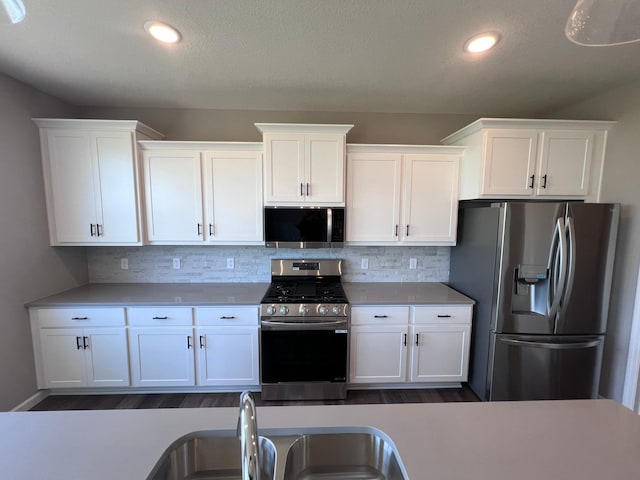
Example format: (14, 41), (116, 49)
(30, 386), (479, 411)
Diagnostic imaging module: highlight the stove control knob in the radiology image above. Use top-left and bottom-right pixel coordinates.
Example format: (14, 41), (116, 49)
(318, 305), (329, 315)
(279, 306), (289, 315)
(266, 305), (276, 315)
(299, 305), (309, 316)
(331, 306), (343, 315)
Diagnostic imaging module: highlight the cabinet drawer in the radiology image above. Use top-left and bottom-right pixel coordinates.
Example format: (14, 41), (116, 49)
(195, 307), (259, 326)
(36, 307), (125, 327)
(127, 307), (193, 326)
(411, 305), (472, 324)
(351, 306), (409, 325)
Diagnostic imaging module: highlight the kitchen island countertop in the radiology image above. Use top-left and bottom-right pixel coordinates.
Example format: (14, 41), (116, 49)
(0, 399), (638, 479)
(26, 282), (473, 307)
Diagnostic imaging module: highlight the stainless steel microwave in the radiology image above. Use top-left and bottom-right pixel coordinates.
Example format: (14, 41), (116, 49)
(264, 207), (345, 248)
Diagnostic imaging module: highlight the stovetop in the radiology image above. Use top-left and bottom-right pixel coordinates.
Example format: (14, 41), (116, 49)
(261, 277), (348, 304)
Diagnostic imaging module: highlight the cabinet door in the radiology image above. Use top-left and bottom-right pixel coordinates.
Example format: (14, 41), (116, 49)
(196, 327), (259, 386)
(346, 153), (402, 243)
(349, 325), (409, 383)
(128, 327), (195, 386)
(402, 154), (459, 244)
(306, 134), (345, 204)
(263, 133), (305, 203)
(144, 151), (204, 242)
(409, 325), (471, 382)
(45, 129), (99, 243)
(482, 129), (538, 196)
(94, 132), (141, 243)
(203, 151), (263, 243)
(39, 328), (87, 388)
(536, 130), (594, 197)
(84, 328), (130, 387)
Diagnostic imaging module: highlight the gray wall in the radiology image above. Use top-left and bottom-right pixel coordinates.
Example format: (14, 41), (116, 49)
(74, 106), (478, 144)
(0, 74), (89, 411)
(548, 80), (640, 402)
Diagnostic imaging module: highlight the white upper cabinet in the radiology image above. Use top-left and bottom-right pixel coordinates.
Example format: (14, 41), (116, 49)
(256, 123), (353, 205)
(34, 119), (163, 246)
(140, 142), (264, 245)
(346, 145), (462, 246)
(441, 118), (614, 201)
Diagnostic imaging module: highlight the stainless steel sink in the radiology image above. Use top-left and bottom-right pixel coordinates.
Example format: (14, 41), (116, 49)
(146, 430), (276, 480)
(282, 432), (407, 480)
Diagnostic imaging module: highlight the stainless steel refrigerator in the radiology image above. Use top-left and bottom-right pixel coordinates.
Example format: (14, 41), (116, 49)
(449, 201), (619, 401)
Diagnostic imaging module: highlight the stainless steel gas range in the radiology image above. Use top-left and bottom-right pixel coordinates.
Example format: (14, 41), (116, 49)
(259, 259), (349, 400)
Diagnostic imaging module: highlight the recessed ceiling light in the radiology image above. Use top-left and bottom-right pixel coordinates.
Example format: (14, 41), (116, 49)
(464, 32), (500, 53)
(144, 20), (181, 44)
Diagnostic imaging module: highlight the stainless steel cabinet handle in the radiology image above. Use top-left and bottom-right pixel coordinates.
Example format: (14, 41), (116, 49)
(529, 174), (535, 189)
(199, 335), (205, 349)
(415, 333), (419, 346)
(373, 315), (388, 318)
(71, 317), (88, 320)
(96, 224), (102, 237)
(542, 174), (548, 188)
(220, 316), (236, 319)
(306, 183), (310, 196)
(82, 336), (88, 350)
(152, 316), (168, 320)
(76, 336), (82, 350)
(90, 224), (96, 237)
(187, 336), (193, 349)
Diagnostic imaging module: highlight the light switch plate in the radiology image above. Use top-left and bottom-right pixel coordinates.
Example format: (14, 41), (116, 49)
(227, 258), (235, 269)
(120, 258), (128, 270)
(172, 258), (181, 269)
(361, 257), (369, 270)
(409, 258), (417, 269)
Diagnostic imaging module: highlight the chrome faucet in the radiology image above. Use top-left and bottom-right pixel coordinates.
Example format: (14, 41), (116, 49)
(237, 391), (260, 480)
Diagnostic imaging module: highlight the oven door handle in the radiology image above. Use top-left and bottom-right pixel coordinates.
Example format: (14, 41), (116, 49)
(261, 319), (348, 330)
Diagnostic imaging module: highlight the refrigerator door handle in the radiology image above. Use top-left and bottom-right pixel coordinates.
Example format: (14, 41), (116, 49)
(499, 338), (601, 350)
(547, 217), (567, 324)
(562, 216), (577, 307)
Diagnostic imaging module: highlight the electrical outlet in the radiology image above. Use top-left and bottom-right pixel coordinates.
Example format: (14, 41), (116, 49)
(409, 258), (417, 269)
(172, 258), (181, 269)
(361, 257), (369, 270)
(227, 258), (235, 269)
(120, 258), (128, 270)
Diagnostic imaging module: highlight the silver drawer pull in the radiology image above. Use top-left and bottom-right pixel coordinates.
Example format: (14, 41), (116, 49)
(437, 314), (452, 318)
(152, 316), (169, 320)
(71, 317), (88, 320)
(220, 316), (236, 319)
(374, 315), (388, 318)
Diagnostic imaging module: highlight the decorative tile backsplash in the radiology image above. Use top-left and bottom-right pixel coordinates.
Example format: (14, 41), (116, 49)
(88, 246), (450, 283)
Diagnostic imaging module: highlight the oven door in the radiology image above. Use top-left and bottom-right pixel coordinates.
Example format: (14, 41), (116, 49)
(260, 319), (348, 399)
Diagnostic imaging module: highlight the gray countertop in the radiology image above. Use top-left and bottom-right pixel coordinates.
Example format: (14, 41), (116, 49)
(0, 399), (638, 479)
(26, 282), (474, 308)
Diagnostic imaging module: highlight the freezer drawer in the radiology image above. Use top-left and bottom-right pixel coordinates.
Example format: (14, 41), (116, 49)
(489, 334), (603, 401)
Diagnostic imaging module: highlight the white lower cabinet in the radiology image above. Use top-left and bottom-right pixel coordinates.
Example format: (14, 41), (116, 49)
(409, 325), (471, 382)
(32, 308), (130, 388)
(196, 327), (259, 386)
(349, 305), (472, 385)
(128, 327), (196, 387)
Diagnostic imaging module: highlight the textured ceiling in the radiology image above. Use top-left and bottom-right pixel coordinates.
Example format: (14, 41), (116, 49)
(1, 0), (639, 116)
